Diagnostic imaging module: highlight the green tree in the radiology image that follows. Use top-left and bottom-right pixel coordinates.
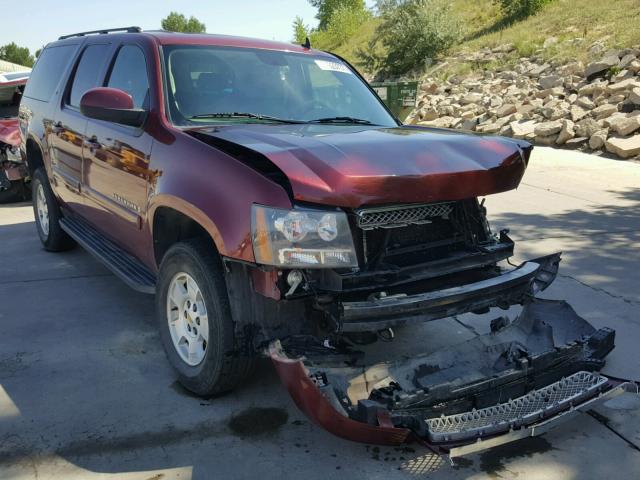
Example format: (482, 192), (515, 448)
(292, 16), (309, 44)
(0, 42), (35, 67)
(161, 12), (206, 33)
(359, 0), (460, 75)
(308, 0), (367, 30)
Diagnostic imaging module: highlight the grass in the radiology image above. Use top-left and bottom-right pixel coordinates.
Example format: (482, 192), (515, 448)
(329, 0), (640, 77)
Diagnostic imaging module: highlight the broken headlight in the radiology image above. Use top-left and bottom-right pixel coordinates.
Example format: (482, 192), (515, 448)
(251, 205), (358, 268)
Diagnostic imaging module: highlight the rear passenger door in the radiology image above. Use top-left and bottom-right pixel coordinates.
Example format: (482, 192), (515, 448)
(50, 42), (112, 211)
(82, 43), (154, 259)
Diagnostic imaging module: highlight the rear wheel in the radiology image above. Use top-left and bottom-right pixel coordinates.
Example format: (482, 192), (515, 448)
(156, 239), (255, 397)
(32, 168), (75, 251)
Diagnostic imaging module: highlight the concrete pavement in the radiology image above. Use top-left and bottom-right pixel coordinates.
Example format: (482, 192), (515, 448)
(0, 147), (639, 479)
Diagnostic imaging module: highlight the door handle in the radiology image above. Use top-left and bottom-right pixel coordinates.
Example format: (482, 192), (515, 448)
(85, 135), (103, 151)
(52, 121), (64, 135)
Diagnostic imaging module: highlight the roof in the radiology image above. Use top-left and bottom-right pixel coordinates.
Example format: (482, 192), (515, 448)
(144, 31), (328, 56)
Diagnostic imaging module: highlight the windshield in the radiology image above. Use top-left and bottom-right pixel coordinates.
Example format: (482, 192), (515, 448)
(161, 45), (397, 127)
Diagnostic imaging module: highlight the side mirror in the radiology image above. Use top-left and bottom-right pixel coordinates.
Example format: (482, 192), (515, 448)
(80, 87), (146, 127)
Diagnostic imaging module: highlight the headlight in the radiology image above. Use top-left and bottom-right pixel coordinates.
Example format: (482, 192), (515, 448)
(251, 205), (358, 268)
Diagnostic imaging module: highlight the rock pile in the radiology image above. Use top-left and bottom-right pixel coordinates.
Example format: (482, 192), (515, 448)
(406, 44), (640, 160)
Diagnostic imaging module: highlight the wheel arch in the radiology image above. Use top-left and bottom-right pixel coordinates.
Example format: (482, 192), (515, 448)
(25, 135), (46, 178)
(149, 195), (226, 268)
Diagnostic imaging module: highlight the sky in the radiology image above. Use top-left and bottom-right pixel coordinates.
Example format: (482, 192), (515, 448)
(2, 0), (376, 54)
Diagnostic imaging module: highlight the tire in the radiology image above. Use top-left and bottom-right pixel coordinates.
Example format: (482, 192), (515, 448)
(156, 239), (255, 397)
(32, 168), (75, 251)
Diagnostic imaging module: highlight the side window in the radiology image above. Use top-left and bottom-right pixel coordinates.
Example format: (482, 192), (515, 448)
(68, 44), (111, 107)
(23, 45), (77, 102)
(107, 45), (149, 109)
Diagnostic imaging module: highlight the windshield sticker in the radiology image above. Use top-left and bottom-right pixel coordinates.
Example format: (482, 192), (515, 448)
(314, 59), (352, 74)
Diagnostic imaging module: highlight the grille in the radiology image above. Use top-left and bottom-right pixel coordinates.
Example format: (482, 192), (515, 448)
(425, 371), (608, 442)
(355, 202), (455, 230)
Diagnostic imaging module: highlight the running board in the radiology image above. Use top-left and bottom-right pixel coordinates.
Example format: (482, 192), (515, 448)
(60, 215), (156, 294)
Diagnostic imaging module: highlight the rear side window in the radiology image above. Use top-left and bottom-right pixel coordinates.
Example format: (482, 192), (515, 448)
(68, 44), (111, 107)
(23, 45), (76, 102)
(107, 45), (149, 109)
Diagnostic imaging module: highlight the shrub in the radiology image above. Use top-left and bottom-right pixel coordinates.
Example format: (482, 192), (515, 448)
(309, 4), (371, 50)
(495, 0), (554, 19)
(359, 0), (460, 76)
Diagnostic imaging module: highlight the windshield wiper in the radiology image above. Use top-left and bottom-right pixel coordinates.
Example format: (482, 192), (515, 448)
(307, 116), (378, 125)
(189, 112), (306, 124)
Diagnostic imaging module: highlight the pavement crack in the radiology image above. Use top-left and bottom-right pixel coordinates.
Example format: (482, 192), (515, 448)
(587, 410), (640, 452)
(559, 274), (640, 306)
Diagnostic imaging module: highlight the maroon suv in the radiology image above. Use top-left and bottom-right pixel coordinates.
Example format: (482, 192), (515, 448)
(19, 27), (623, 456)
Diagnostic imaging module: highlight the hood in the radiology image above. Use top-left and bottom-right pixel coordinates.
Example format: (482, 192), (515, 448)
(188, 124), (531, 208)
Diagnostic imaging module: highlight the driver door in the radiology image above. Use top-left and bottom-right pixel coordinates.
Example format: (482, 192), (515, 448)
(82, 43), (154, 259)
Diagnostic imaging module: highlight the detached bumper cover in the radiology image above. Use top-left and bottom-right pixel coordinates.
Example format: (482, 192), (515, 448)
(339, 254), (560, 332)
(270, 344), (634, 456)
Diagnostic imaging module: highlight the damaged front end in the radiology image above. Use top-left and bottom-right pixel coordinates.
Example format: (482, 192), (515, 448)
(0, 73), (29, 203)
(257, 199), (626, 456)
(270, 297), (628, 456)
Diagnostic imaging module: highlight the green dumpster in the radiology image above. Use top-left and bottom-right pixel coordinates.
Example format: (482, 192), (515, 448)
(370, 81), (419, 120)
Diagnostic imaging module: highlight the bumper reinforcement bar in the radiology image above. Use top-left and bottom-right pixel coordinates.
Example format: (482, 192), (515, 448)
(340, 257), (556, 332)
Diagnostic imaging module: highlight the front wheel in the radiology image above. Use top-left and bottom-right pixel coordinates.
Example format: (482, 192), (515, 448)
(156, 239), (255, 397)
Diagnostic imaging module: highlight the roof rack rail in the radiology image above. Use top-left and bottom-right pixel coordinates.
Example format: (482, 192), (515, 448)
(58, 26), (142, 40)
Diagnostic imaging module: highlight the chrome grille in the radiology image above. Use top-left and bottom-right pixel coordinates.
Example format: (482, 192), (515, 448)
(355, 202), (455, 230)
(425, 371), (608, 442)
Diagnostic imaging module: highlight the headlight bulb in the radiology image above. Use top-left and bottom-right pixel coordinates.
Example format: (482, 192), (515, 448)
(317, 213), (338, 241)
(275, 211), (310, 242)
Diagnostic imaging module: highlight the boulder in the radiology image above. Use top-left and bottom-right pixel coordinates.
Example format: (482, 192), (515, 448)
(571, 105), (589, 122)
(619, 53), (638, 69)
(592, 104), (618, 120)
(607, 78), (640, 93)
(461, 93), (483, 105)
(418, 116), (454, 128)
(535, 134), (559, 145)
(608, 116), (640, 136)
(496, 103), (517, 118)
(539, 75), (564, 89)
(419, 107), (440, 121)
(510, 120), (538, 139)
(575, 118), (601, 138)
(605, 135), (640, 158)
(534, 120), (563, 136)
(556, 119), (576, 144)
(589, 130), (608, 150)
(629, 87), (640, 105)
(584, 54), (620, 80)
(565, 137), (588, 149)
(576, 96), (595, 109)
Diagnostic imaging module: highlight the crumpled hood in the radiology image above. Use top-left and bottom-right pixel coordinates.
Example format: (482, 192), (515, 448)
(189, 124), (531, 208)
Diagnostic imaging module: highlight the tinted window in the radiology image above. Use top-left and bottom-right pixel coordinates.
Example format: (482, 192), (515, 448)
(107, 45), (149, 109)
(68, 44), (111, 107)
(23, 45), (76, 102)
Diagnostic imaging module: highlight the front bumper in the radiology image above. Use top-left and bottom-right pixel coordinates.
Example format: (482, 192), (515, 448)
(270, 344), (636, 457)
(338, 253), (560, 332)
